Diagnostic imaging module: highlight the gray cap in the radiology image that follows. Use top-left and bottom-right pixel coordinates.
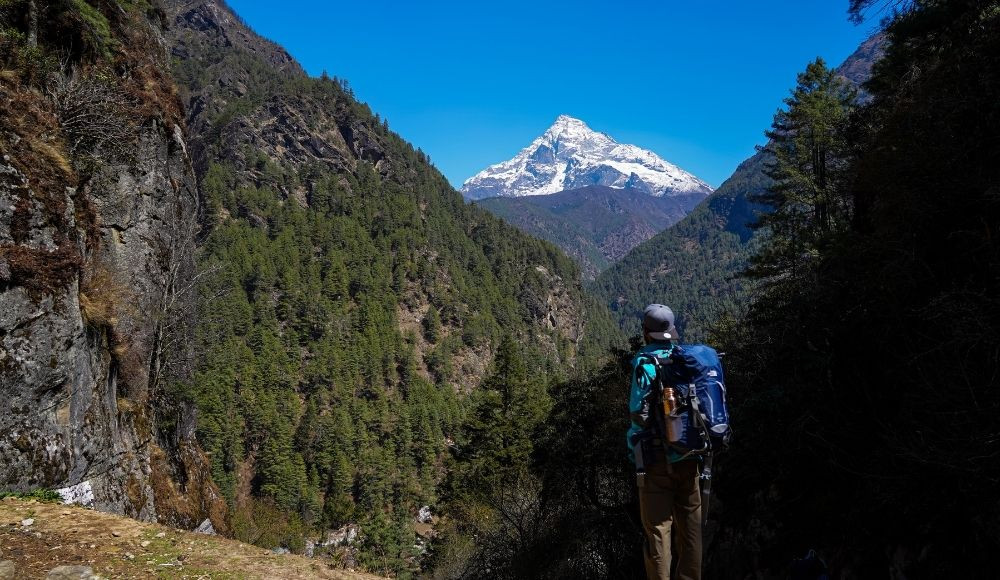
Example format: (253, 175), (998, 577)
(643, 304), (680, 342)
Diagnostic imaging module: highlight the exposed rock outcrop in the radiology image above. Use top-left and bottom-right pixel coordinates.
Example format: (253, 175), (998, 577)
(0, 1), (223, 529)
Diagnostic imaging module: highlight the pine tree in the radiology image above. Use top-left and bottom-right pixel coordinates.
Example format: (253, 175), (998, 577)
(323, 451), (355, 527)
(749, 58), (856, 280)
(423, 305), (441, 343)
(460, 336), (551, 486)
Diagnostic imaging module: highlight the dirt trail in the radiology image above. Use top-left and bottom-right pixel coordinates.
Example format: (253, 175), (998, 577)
(0, 498), (383, 579)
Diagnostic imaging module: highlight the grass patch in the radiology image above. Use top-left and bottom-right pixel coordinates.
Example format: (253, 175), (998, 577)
(0, 244), (83, 297)
(79, 259), (135, 329)
(0, 489), (63, 502)
(29, 136), (73, 176)
(72, 0), (113, 58)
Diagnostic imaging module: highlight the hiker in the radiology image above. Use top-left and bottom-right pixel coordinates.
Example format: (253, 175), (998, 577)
(628, 303), (702, 580)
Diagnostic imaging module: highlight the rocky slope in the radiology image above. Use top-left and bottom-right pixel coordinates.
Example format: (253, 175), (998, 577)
(461, 114), (713, 200)
(0, 1), (224, 528)
(477, 185), (704, 279)
(837, 32), (885, 102)
(592, 33), (887, 339)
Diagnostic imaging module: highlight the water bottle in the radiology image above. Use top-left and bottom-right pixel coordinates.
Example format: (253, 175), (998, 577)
(664, 387), (683, 443)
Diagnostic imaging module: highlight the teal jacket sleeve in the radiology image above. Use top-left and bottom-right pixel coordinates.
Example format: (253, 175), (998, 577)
(627, 356), (656, 460)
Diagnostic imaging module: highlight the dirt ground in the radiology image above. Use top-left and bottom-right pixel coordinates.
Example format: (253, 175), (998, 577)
(0, 498), (383, 579)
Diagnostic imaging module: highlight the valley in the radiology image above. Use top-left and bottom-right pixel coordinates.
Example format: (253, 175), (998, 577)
(476, 185), (703, 279)
(0, 1), (996, 578)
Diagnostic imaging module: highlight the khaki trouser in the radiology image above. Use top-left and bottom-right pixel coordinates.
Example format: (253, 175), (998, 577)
(639, 458), (702, 580)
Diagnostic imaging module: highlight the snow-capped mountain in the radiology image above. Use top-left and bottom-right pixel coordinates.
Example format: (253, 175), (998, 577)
(461, 115), (714, 200)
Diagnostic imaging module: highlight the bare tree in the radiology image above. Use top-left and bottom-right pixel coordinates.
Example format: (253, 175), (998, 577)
(27, 0), (38, 48)
(46, 67), (137, 165)
(849, 0), (913, 24)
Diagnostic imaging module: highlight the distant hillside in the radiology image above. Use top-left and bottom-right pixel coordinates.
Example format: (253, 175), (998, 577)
(836, 32), (886, 101)
(162, 0), (622, 573)
(477, 185), (704, 279)
(591, 34), (886, 340)
(590, 154), (767, 340)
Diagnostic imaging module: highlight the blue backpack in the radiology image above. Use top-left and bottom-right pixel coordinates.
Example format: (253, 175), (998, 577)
(642, 344), (731, 455)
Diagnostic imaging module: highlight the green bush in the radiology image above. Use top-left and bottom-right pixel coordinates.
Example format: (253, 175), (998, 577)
(0, 489), (63, 503)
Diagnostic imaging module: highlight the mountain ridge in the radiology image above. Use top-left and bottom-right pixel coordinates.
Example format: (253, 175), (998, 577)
(461, 115), (713, 200)
(477, 185), (704, 279)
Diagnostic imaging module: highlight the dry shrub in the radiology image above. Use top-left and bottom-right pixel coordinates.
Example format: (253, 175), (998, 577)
(231, 497), (308, 553)
(0, 244), (82, 297)
(77, 289), (112, 326)
(80, 258), (151, 396)
(28, 134), (72, 175)
(148, 442), (230, 534)
(46, 67), (138, 166)
(78, 258), (133, 329)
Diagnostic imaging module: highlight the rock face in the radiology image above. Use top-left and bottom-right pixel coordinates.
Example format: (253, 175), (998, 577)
(836, 32), (886, 102)
(0, 2), (223, 529)
(168, 0), (395, 184)
(0, 103), (183, 521)
(461, 115), (714, 200)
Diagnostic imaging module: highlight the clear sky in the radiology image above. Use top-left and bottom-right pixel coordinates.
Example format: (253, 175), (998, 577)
(227, 1), (877, 189)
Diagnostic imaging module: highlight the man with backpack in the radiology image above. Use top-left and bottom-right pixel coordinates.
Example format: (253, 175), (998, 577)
(628, 303), (729, 580)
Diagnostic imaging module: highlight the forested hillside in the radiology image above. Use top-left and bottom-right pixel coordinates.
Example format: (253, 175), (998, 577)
(708, 1), (1000, 574)
(162, 0), (620, 574)
(592, 33), (884, 341)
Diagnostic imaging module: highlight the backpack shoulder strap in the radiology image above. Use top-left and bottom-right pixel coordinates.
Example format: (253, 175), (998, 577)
(634, 354), (669, 383)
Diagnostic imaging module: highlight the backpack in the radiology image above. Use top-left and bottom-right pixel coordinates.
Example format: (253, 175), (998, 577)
(790, 549), (829, 580)
(639, 344), (731, 456)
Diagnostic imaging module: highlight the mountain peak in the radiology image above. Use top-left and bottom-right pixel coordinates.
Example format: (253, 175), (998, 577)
(554, 113), (581, 123)
(461, 117), (713, 200)
(541, 115), (611, 147)
(550, 114), (589, 129)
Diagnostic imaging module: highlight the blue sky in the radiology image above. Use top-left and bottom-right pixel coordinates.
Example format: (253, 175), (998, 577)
(227, 1), (876, 188)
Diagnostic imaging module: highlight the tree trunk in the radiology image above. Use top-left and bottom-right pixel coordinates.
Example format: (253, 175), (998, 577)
(27, 0), (38, 48)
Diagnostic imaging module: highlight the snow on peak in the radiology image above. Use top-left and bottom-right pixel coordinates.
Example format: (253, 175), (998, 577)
(461, 115), (713, 200)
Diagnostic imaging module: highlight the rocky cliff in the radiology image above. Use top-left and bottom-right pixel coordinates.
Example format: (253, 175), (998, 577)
(0, 0), (224, 529)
